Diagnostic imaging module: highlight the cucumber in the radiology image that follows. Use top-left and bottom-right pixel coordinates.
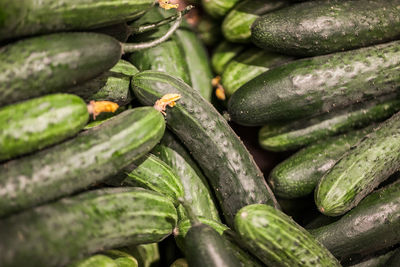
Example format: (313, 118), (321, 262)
(251, 0), (400, 56)
(0, 187), (177, 267)
(132, 70), (279, 226)
(0, 0), (153, 41)
(0, 32), (121, 107)
(0, 94), (89, 161)
(211, 41), (245, 75)
(315, 111), (400, 216)
(386, 248), (400, 267)
(235, 204), (341, 267)
(222, 0), (287, 43)
(228, 40), (400, 126)
(0, 107), (165, 217)
(121, 244), (160, 267)
(196, 15), (223, 47)
(152, 144), (220, 222)
(66, 60), (138, 106)
(311, 180), (400, 259)
(170, 258), (188, 267)
(221, 47), (293, 98)
(259, 95), (400, 151)
(202, 0), (242, 18)
(128, 8), (191, 85)
(103, 250), (138, 267)
(122, 154), (184, 206)
(69, 255), (117, 267)
(346, 248), (399, 267)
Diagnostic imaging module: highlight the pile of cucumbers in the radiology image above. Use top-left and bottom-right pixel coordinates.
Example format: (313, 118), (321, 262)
(1, 0), (400, 266)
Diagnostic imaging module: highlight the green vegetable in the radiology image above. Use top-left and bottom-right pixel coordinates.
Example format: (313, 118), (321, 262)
(69, 255), (116, 267)
(201, 0), (242, 18)
(211, 41), (244, 74)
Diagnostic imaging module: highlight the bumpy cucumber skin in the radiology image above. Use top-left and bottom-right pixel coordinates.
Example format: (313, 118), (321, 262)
(132, 71), (279, 227)
(269, 127), (373, 199)
(0, 32), (121, 107)
(67, 59), (138, 106)
(228, 40), (400, 126)
(235, 204), (341, 267)
(0, 94), (88, 161)
(0, 0), (153, 41)
(128, 8), (191, 85)
(69, 255), (117, 267)
(201, 0), (241, 18)
(222, 48), (293, 97)
(259, 96), (400, 151)
(315, 111), (400, 216)
(123, 154), (184, 207)
(311, 181), (400, 259)
(0, 188), (177, 267)
(211, 41), (245, 74)
(222, 0), (287, 43)
(152, 145), (220, 222)
(0, 107), (165, 217)
(252, 0), (400, 56)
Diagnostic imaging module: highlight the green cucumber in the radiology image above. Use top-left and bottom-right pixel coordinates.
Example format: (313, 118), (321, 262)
(228, 40), (400, 126)
(0, 0), (153, 41)
(66, 60), (138, 106)
(196, 15), (223, 47)
(128, 8), (191, 85)
(0, 94), (89, 161)
(346, 248), (399, 267)
(259, 95), (400, 151)
(0, 187), (177, 267)
(221, 47), (293, 98)
(315, 111), (400, 216)
(132, 70), (278, 226)
(103, 250), (138, 267)
(269, 126), (374, 199)
(201, 0), (242, 18)
(152, 144), (220, 222)
(122, 154), (184, 206)
(235, 204), (340, 267)
(69, 255), (116, 267)
(251, 0), (400, 56)
(0, 107), (165, 217)
(0, 32), (121, 107)
(222, 0), (287, 43)
(311, 181), (400, 259)
(211, 41), (245, 75)
(170, 258), (188, 267)
(121, 243), (160, 267)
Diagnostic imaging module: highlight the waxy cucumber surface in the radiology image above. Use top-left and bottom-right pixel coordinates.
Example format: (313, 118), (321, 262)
(0, 107), (165, 217)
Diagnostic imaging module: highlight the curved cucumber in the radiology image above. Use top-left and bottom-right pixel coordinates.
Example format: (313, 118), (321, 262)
(132, 71), (278, 227)
(0, 188), (177, 267)
(0, 0), (153, 41)
(228, 40), (400, 126)
(0, 32), (121, 107)
(0, 107), (165, 217)
(235, 204), (340, 267)
(0, 94), (88, 161)
(315, 111), (400, 216)
(251, 0), (400, 56)
(311, 181), (400, 259)
(211, 41), (245, 75)
(259, 96), (400, 151)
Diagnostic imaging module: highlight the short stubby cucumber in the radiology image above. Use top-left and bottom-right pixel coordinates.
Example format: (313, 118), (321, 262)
(0, 94), (88, 161)
(132, 71), (279, 227)
(228, 40), (400, 126)
(0, 0), (154, 41)
(0, 188), (177, 267)
(251, 0), (400, 56)
(235, 204), (341, 267)
(201, 0), (242, 18)
(0, 107), (165, 217)
(211, 41), (245, 75)
(315, 111), (400, 216)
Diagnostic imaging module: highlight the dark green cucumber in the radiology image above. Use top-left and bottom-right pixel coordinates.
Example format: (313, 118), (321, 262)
(152, 144), (220, 222)
(66, 60), (138, 106)
(311, 181), (400, 259)
(0, 32), (121, 107)
(132, 70), (278, 227)
(0, 94), (89, 161)
(346, 248), (399, 267)
(259, 95), (400, 151)
(122, 154), (184, 206)
(201, 0), (242, 18)
(251, 0), (400, 56)
(0, 0), (153, 41)
(222, 0), (287, 43)
(235, 204), (340, 267)
(69, 255), (117, 267)
(0, 107), (165, 217)
(315, 111), (400, 216)
(228, 40), (400, 126)
(270, 126), (374, 199)
(128, 8), (191, 85)
(211, 41), (245, 74)
(0, 187), (177, 267)
(221, 47), (293, 97)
